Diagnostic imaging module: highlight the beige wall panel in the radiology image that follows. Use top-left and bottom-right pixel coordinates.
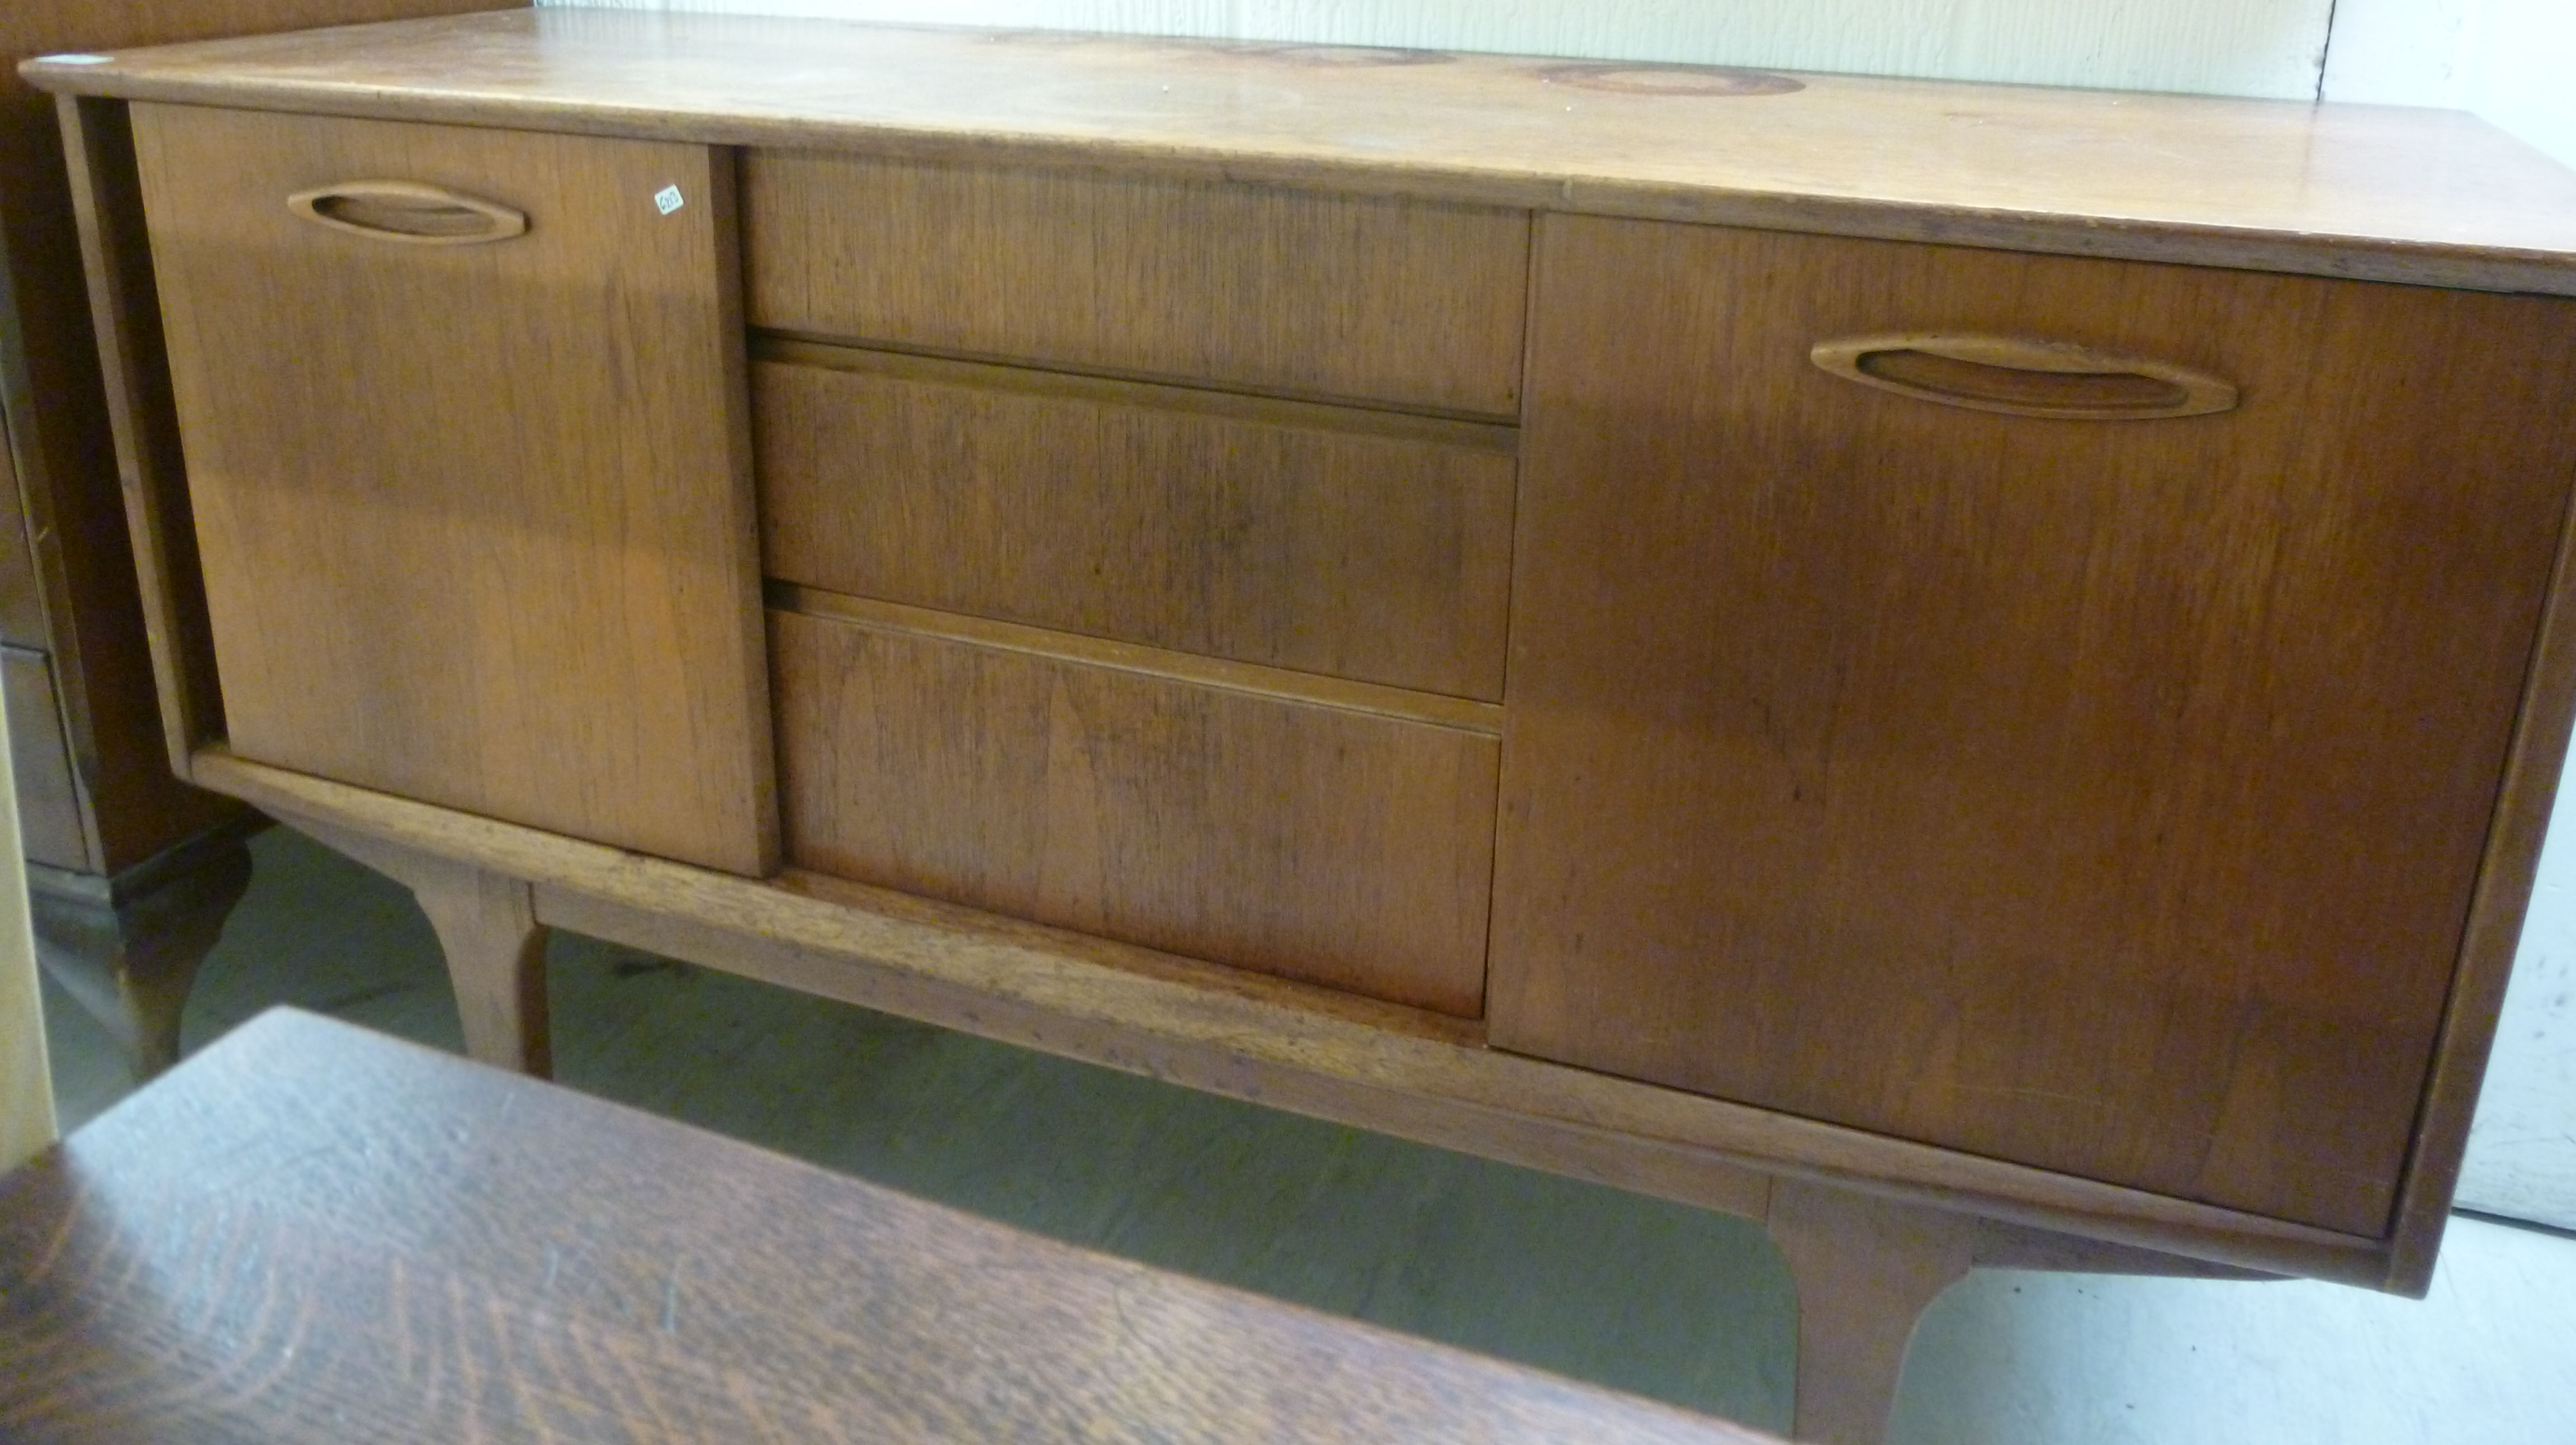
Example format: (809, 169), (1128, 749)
(0, 661), (54, 1170)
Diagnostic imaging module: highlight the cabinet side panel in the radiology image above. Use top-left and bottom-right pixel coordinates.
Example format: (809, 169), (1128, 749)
(1490, 216), (2576, 1235)
(2383, 462), (2576, 1291)
(773, 607), (1497, 1016)
(136, 106), (776, 876)
(56, 96), (238, 855)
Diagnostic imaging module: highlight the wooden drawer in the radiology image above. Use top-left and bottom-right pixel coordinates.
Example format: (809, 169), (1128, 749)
(742, 153), (1529, 416)
(132, 106), (776, 875)
(771, 599), (1499, 1015)
(755, 345), (1517, 699)
(1491, 217), (2576, 1234)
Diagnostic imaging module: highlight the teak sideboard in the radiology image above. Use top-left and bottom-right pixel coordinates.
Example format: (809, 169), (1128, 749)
(29, 12), (2576, 1441)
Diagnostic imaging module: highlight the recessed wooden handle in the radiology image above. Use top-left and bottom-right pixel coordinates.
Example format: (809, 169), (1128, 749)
(287, 181), (528, 245)
(1810, 333), (2237, 420)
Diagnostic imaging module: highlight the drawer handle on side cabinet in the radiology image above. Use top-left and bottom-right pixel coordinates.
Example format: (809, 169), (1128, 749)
(287, 181), (529, 245)
(1810, 333), (2238, 420)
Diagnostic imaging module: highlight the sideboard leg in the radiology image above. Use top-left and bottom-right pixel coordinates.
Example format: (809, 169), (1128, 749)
(1766, 1179), (1977, 1445)
(278, 818), (553, 1077)
(29, 833), (255, 1080)
(409, 862), (552, 1078)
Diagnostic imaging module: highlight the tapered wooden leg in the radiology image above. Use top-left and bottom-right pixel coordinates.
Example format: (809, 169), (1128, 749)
(1766, 1181), (1977, 1445)
(1763, 1182), (2283, 1443)
(29, 834), (254, 1081)
(282, 818), (552, 1077)
(410, 861), (551, 1077)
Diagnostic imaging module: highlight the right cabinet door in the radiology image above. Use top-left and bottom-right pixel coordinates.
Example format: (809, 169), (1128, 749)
(1489, 216), (2576, 1234)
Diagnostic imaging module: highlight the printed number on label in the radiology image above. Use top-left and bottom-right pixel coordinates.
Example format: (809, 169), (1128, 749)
(654, 184), (685, 216)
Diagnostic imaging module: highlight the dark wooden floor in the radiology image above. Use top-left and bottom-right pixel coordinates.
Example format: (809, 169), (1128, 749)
(5, 1009), (1781, 1444)
(42, 825), (1800, 1430)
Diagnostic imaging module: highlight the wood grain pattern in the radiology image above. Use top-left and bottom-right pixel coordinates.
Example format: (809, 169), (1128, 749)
(772, 604), (1498, 1016)
(2, 646), (89, 870)
(1, 2), (508, 873)
(0, 1007), (1782, 1445)
(745, 151), (1529, 415)
(197, 746), (2387, 1285)
(1489, 217), (2576, 1238)
(755, 345), (1517, 699)
(22, 11), (2576, 296)
(134, 104), (777, 876)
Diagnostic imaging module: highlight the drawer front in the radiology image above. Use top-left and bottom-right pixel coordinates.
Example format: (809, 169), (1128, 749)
(135, 106), (776, 875)
(742, 153), (1529, 417)
(756, 347), (1516, 700)
(1491, 217), (2576, 1234)
(773, 604), (1498, 1016)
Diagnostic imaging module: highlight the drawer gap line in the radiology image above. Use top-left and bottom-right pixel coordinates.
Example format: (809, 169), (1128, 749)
(767, 582), (1507, 736)
(752, 331), (1523, 444)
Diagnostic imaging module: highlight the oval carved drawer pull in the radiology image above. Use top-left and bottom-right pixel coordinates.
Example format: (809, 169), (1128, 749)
(287, 181), (528, 244)
(1810, 333), (2238, 420)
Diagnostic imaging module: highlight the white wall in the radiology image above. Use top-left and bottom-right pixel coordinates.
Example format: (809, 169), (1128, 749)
(2463, 0), (2576, 168)
(2324, 0), (2576, 166)
(553, 0), (2336, 99)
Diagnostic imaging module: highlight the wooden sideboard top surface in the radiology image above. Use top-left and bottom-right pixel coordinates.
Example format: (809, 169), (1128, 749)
(25, 6), (2576, 297)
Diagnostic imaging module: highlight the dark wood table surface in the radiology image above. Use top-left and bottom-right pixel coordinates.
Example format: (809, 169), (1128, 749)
(0, 1007), (1781, 1443)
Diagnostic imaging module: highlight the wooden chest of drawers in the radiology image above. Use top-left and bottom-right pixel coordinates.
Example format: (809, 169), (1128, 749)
(29, 12), (2576, 1440)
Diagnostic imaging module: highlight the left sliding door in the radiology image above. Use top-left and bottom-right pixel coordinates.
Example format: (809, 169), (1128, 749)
(134, 106), (776, 875)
